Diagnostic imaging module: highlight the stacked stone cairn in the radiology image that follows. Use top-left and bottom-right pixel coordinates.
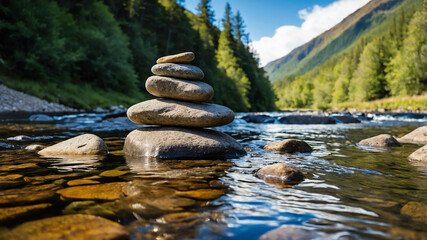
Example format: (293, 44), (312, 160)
(123, 52), (246, 159)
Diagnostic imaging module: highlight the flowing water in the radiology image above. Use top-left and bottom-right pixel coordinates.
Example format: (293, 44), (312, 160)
(0, 112), (426, 239)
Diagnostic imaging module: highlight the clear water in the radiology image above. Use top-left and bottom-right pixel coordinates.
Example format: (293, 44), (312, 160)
(0, 112), (426, 239)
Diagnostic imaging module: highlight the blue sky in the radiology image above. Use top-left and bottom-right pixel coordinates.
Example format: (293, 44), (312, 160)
(184, 0), (369, 66)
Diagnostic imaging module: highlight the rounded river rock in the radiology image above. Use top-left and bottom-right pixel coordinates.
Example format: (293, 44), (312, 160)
(145, 76), (213, 102)
(127, 98), (234, 127)
(151, 63), (204, 80)
(38, 134), (108, 155)
(123, 127), (247, 159)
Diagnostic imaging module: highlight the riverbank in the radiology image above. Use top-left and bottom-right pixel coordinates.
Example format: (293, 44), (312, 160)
(0, 84), (77, 113)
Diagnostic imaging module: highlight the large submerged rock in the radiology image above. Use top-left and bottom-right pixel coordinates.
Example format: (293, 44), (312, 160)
(38, 134), (108, 156)
(123, 127), (246, 159)
(397, 126), (427, 145)
(127, 98), (234, 127)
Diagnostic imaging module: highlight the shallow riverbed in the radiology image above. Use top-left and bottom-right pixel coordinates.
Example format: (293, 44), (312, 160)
(0, 112), (426, 239)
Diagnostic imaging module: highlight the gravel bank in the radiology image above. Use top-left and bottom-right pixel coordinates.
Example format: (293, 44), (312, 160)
(0, 84), (77, 113)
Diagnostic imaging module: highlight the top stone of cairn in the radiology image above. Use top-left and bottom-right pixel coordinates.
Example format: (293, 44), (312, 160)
(156, 52), (195, 64)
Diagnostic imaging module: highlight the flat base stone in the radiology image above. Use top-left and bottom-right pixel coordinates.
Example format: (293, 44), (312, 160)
(123, 127), (246, 159)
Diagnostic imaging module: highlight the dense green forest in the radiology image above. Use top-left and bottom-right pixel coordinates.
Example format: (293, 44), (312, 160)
(0, 0), (276, 112)
(274, 0), (427, 110)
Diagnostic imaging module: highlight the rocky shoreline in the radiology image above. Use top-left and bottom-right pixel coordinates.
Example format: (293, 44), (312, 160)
(0, 84), (77, 113)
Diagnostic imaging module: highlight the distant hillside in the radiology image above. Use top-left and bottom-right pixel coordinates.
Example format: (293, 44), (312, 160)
(265, 0), (422, 82)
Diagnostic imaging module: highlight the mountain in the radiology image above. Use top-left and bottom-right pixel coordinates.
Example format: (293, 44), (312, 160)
(265, 0), (422, 82)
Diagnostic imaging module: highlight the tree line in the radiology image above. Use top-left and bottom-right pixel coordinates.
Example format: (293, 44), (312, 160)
(274, 1), (427, 110)
(0, 0), (276, 112)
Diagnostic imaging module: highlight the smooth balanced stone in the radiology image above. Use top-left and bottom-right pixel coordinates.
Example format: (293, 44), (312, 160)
(38, 134), (108, 156)
(0, 214), (129, 240)
(127, 98), (234, 127)
(358, 134), (402, 147)
(151, 63), (204, 80)
(156, 52), (195, 64)
(145, 76), (214, 102)
(264, 139), (313, 153)
(397, 126), (427, 145)
(123, 127), (246, 159)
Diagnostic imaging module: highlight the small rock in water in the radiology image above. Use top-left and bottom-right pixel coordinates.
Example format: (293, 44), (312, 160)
(358, 134), (402, 147)
(0, 203), (52, 223)
(25, 144), (44, 151)
(156, 52), (195, 63)
(123, 127), (246, 159)
(151, 63), (204, 80)
(38, 134), (108, 156)
(29, 114), (54, 122)
(0, 214), (129, 240)
(408, 145), (427, 162)
(6, 135), (30, 141)
(145, 76), (213, 102)
(257, 163), (305, 186)
(397, 126), (427, 145)
(264, 139), (313, 153)
(127, 98), (234, 127)
(57, 182), (129, 201)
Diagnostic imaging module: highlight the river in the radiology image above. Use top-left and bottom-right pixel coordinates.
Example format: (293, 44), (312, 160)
(0, 111), (426, 239)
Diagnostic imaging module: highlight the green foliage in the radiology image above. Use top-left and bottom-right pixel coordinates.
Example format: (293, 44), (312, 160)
(273, 0), (426, 110)
(386, 7), (427, 96)
(0, 0), (276, 111)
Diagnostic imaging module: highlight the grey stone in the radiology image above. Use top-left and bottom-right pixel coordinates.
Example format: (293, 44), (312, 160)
(123, 127), (246, 159)
(156, 52), (195, 64)
(257, 163), (305, 183)
(127, 98), (234, 127)
(332, 115), (361, 123)
(38, 134), (108, 156)
(241, 114), (276, 123)
(408, 145), (427, 162)
(151, 63), (204, 80)
(145, 76), (213, 102)
(359, 134), (402, 147)
(397, 126), (427, 145)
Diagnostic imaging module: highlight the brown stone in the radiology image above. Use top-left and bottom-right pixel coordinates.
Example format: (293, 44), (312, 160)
(358, 134), (402, 147)
(127, 98), (234, 127)
(67, 179), (100, 186)
(56, 182), (128, 201)
(0, 203), (51, 223)
(401, 201), (427, 222)
(151, 63), (204, 80)
(123, 127), (246, 159)
(0, 189), (56, 205)
(264, 139), (312, 153)
(156, 52), (195, 64)
(145, 76), (213, 102)
(99, 170), (128, 178)
(0, 163), (39, 172)
(397, 126), (427, 145)
(257, 163), (305, 184)
(176, 189), (226, 200)
(38, 134), (108, 156)
(0, 214), (129, 240)
(408, 145), (427, 162)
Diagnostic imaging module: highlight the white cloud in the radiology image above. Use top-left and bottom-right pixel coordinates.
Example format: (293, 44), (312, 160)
(251, 0), (370, 66)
